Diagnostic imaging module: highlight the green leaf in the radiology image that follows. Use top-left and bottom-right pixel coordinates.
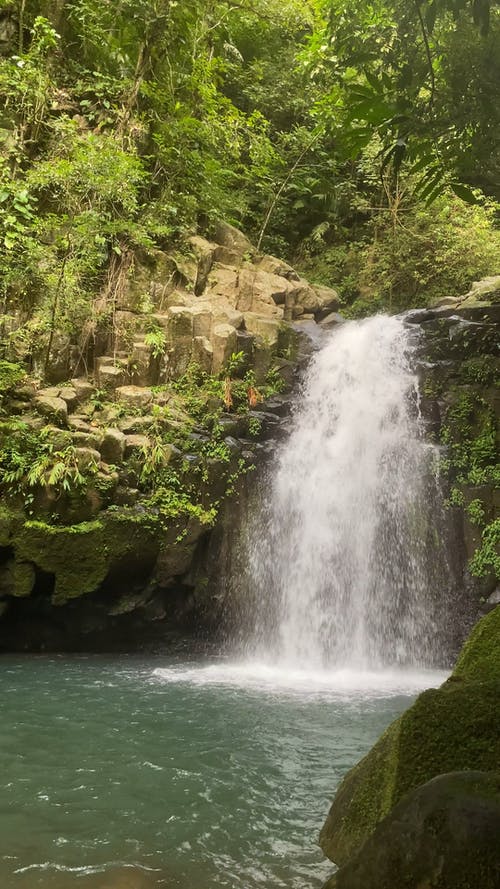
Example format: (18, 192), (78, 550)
(451, 182), (479, 204)
(418, 172), (445, 201)
(425, 1), (437, 33)
(410, 154), (438, 175)
(365, 70), (382, 93)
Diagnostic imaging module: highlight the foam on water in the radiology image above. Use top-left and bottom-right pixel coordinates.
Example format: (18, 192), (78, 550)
(152, 661), (448, 698)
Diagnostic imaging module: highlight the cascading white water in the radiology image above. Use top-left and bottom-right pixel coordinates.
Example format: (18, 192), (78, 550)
(239, 314), (450, 671)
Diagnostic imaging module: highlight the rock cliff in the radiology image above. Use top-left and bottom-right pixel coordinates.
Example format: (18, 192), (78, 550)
(0, 223), (340, 651)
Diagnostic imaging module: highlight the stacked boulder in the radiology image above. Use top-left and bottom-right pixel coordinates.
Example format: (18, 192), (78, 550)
(95, 221), (340, 388)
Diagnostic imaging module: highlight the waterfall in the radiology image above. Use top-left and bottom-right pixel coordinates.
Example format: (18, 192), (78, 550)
(236, 315), (451, 670)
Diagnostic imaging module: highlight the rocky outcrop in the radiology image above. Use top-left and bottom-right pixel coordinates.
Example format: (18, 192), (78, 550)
(0, 377), (300, 650)
(406, 296), (499, 618)
(320, 606), (500, 882)
(0, 222), (332, 651)
(324, 771), (500, 889)
(71, 223), (341, 391)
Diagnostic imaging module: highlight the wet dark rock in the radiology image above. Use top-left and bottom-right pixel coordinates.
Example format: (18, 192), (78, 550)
(319, 311), (345, 328)
(216, 414), (247, 437)
(224, 436), (241, 455)
(260, 395), (292, 416)
(324, 771), (500, 889)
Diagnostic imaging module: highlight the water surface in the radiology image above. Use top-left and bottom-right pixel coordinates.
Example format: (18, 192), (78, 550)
(0, 657), (446, 888)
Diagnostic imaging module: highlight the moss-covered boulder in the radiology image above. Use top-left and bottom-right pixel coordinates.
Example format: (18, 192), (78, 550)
(319, 607), (500, 867)
(324, 771), (500, 889)
(10, 513), (165, 604)
(13, 518), (147, 604)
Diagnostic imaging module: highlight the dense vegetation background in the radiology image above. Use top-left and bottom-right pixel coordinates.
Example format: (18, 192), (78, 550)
(0, 0), (499, 365)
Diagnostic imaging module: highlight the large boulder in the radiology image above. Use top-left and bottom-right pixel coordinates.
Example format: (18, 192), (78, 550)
(167, 305), (195, 338)
(186, 235), (215, 294)
(192, 336), (213, 374)
(213, 221), (254, 255)
(74, 447), (101, 470)
(211, 323), (238, 374)
(206, 264), (240, 306)
(199, 295), (243, 330)
(100, 428), (126, 464)
(291, 280), (341, 316)
(324, 771), (500, 889)
(34, 394), (68, 425)
(115, 386), (153, 409)
(95, 360), (129, 390)
(124, 434), (149, 457)
(243, 313), (282, 346)
(257, 254), (300, 281)
(237, 266), (288, 314)
(434, 275), (500, 309)
(320, 607), (500, 867)
(71, 378), (96, 405)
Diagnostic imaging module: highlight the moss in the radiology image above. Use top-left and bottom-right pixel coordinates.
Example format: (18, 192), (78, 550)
(12, 560), (35, 597)
(12, 512), (162, 604)
(453, 607), (500, 682)
(326, 771), (500, 889)
(14, 520), (109, 603)
(0, 360), (25, 395)
(320, 608), (500, 867)
(0, 505), (14, 546)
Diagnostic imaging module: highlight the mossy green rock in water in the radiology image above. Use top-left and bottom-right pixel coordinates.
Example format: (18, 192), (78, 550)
(324, 771), (500, 889)
(319, 608), (500, 866)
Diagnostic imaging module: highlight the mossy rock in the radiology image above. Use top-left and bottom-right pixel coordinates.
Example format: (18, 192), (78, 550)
(12, 512), (161, 604)
(14, 520), (109, 603)
(320, 608), (500, 866)
(453, 606), (500, 682)
(0, 505), (14, 546)
(324, 771), (500, 889)
(7, 504), (207, 605)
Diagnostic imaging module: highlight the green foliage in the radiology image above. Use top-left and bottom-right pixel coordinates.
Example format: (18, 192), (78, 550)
(145, 483), (217, 528)
(466, 498), (486, 526)
(460, 356), (499, 386)
(0, 0), (498, 372)
(300, 190), (500, 314)
(144, 324), (167, 358)
(247, 416), (263, 438)
(441, 391), (496, 474)
(0, 360), (25, 393)
(439, 387), (499, 579)
(305, 1), (500, 203)
(469, 519), (500, 578)
(0, 420), (97, 503)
